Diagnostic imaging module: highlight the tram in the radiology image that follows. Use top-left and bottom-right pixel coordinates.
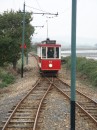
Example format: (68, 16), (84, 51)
(37, 38), (61, 76)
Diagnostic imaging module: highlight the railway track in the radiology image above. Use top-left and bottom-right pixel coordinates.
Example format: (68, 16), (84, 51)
(1, 76), (97, 129)
(53, 78), (97, 127)
(1, 77), (53, 130)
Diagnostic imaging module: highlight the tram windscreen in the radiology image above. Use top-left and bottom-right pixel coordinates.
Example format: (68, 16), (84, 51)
(42, 47), (59, 59)
(47, 47), (54, 58)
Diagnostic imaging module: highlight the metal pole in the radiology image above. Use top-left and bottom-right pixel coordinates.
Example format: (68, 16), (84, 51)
(21, 2), (25, 78)
(70, 0), (77, 130)
(47, 20), (48, 38)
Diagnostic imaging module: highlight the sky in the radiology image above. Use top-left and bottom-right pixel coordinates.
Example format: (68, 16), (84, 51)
(0, 0), (97, 47)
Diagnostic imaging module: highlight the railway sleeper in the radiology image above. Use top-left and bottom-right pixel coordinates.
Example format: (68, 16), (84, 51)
(8, 113), (36, 116)
(5, 116), (35, 119)
(85, 110), (97, 113)
(2, 120), (34, 123)
(78, 102), (93, 104)
(8, 110), (35, 113)
(11, 107), (38, 109)
(79, 104), (96, 107)
(86, 111), (97, 114)
(19, 104), (39, 107)
(7, 122), (34, 125)
(6, 125), (34, 128)
(85, 108), (97, 110)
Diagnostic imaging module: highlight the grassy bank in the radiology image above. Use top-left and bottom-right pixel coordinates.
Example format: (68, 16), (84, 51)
(0, 54), (33, 88)
(0, 68), (15, 88)
(62, 56), (97, 87)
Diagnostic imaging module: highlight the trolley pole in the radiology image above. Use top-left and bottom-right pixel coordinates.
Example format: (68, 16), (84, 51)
(21, 2), (25, 78)
(70, 0), (77, 130)
(47, 20), (48, 38)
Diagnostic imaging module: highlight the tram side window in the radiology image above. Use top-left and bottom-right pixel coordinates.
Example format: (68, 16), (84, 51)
(42, 47), (46, 58)
(47, 47), (54, 58)
(56, 47), (59, 58)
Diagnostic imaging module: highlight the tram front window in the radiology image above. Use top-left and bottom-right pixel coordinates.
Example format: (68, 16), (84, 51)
(47, 48), (54, 58)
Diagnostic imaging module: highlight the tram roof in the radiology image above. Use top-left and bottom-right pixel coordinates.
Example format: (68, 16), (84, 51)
(37, 44), (61, 47)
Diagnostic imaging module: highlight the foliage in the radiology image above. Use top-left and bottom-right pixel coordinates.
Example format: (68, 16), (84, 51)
(1, 73), (15, 84)
(0, 82), (8, 88)
(63, 56), (97, 87)
(0, 69), (15, 88)
(0, 10), (34, 69)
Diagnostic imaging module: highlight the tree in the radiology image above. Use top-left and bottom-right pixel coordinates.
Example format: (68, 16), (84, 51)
(0, 10), (34, 70)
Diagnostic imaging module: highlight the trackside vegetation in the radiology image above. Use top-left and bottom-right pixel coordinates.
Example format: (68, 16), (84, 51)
(0, 10), (34, 70)
(0, 10), (35, 88)
(0, 68), (15, 88)
(63, 56), (97, 87)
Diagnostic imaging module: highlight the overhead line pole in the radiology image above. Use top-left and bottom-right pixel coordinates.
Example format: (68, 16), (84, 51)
(70, 0), (77, 130)
(21, 2), (25, 78)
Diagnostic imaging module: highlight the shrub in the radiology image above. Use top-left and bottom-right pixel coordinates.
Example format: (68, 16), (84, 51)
(2, 73), (15, 84)
(64, 56), (97, 87)
(0, 70), (15, 88)
(0, 82), (8, 88)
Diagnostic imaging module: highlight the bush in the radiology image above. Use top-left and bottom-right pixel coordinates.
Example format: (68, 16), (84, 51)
(0, 70), (15, 88)
(2, 73), (15, 84)
(64, 56), (97, 87)
(0, 82), (8, 88)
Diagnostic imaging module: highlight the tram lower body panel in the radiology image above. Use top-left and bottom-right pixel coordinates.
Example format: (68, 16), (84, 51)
(39, 59), (61, 76)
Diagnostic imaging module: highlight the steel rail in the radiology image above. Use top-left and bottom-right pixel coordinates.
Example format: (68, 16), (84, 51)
(33, 78), (53, 130)
(2, 78), (41, 130)
(53, 83), (70, 100)
(53, 80), (97, 125)
(57, 78), (97, 104)
(76, 102), (97, 125)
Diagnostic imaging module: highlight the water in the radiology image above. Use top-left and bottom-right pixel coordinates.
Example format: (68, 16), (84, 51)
(61, 50), (97, 60)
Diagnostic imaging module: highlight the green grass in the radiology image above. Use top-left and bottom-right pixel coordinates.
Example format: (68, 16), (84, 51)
(0, 68), (15, 88)
(0, 82), (7, 88)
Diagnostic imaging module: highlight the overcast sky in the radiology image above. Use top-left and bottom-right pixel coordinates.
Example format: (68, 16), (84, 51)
(0, 0), (97, 46)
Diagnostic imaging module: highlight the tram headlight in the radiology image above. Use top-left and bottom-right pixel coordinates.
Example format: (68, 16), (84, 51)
(49, 64), (53, 68)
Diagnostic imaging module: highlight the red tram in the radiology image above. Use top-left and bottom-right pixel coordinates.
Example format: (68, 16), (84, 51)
(37, 38), (61, 76)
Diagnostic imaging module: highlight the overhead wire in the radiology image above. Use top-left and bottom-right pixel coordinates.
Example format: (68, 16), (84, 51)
(26, 4), (48, 13)
(25, 4), (58, 16)
(26, 1), (58, 37)
(35, 0), (42, 10)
